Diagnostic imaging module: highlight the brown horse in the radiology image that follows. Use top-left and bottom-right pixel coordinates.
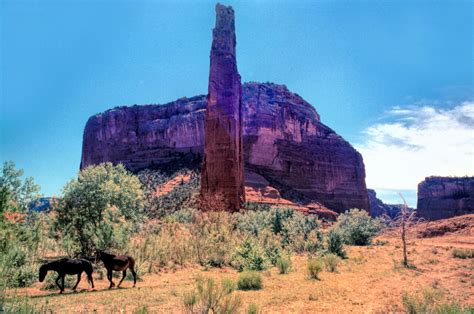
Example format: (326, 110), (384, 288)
(39, 258), (94, 293)
(96, 251), (137, 288)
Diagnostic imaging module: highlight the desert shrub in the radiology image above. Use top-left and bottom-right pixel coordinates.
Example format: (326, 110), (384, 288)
(233, 238), (268, 272)
(127, 222), (193, 272)
(190, 211), (237, 267)
(307, 257), (323, 280)
(334, 209), (382, 246)
(182, 276), (241, 314)
(246, 303), (260, 314)
(235, 207), (322, 254)
(55, 163), (145, 255)
(0, 292), (50, 314)
(280, 211), (322, 253)
(276, 254), (292, 274)
(402, 290), (471, 314)
(256, 229), (284, 266)
(326, 228), (347, 258)
(133, 305), (149, 314)
(235, 209), (271, 237)
(237, 271), (263, 291)
(452, 248), (474, 259)
(243, 202), (271, 212)
(322, 253), (340, 272)
(164, 207), (195, 224)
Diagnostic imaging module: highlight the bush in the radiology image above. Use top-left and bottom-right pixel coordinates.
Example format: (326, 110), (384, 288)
(307, 257), (324, 279)
(280, 211), (322, 252)
(322, 254), (340, 273)
(190, 211), (236, 268)
(246, 303), (260, 314)
(237, 271), (263, 291)
(183, 276), (241, 314)
(326, 228), (346, 258)
(276, 254), (292, 274)
(233, 239), (268, 272)
(402, 290), (471, 314)
(452, 248), (474, 259)
(307, 258), (323, 280)
(334, 209), (382, 246)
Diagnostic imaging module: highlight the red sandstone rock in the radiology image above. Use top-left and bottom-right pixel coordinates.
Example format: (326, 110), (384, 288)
(80, 83), (369, 213)
(200, 4), (245, 211)
(417, 176), (474, 220)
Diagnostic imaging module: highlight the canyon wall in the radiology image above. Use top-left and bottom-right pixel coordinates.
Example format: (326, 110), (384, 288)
(81, 82), (369, 213)
(417, 176), (474, 220)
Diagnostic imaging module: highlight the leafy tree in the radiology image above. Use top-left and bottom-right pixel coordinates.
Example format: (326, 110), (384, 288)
(55, 163), (145, 255)
(0, 161), (40, 213)
(0, 162), (43, 288)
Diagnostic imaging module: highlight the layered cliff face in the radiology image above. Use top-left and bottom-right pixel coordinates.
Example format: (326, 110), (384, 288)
(81, 82), (369, 213)
(417, 176), (474, 220)
(201, 4), (245, 211)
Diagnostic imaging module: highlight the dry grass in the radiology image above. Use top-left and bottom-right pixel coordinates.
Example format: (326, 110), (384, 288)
(10, 234), (474, 313)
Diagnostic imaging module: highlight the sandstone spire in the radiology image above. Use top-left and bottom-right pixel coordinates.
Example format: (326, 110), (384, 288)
(200, 3), (245, 211)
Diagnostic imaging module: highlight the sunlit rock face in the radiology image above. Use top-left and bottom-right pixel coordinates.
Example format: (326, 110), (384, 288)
(81, 82), (369, 213)
(201, 4), (245, 211)
(417, 176), (474, 220)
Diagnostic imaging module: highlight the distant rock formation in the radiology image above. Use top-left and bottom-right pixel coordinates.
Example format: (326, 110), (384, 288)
(201, 4), (245, 211)
(80, 82), (369, 214)
(417, 176), (474, 220)
(29, 197), (57, 212)
(367, 189), (408, 218)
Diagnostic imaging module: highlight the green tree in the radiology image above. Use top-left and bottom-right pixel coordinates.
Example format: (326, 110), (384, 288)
(0, 161), (40, 213)
(0, 162), (43, 289)
(56, 163), (145, 255)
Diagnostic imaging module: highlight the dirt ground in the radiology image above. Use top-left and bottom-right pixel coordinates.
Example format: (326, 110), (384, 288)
(10, 232), (473, 313)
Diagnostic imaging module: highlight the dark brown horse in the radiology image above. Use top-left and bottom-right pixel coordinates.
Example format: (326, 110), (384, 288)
(39, 258), (94, 293)
(96, 251), (137, 288)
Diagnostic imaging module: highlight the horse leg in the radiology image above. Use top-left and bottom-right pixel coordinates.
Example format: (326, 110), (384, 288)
(117, 270), (126, 288)
(87, 270), (94, 289)
(107, 269), (115, 289)
(55, 274), (62, 293)
(61, 275), (65, 293)
(72, 272), (82, 291)
(131, 268), (137, 287)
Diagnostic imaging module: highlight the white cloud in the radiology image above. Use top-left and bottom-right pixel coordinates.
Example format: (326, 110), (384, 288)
(356, 101), (474, 190)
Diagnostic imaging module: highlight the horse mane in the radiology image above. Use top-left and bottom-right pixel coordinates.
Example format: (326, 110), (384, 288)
(99, 251), (116, 259)
(41, 258), (67, 269)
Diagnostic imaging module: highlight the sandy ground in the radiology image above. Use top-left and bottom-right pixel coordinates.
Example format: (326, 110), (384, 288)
(10, 233), (473, 313)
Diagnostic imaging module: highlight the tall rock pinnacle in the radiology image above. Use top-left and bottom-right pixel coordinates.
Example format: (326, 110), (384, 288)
(200, 3), (245, 211)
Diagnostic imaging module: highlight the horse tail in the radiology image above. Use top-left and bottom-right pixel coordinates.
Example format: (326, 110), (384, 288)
(129, 256), (137, 287)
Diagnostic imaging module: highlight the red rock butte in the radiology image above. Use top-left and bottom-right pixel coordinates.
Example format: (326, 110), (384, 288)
(80, 6), (370, 214)
(200, 4), (245, 211)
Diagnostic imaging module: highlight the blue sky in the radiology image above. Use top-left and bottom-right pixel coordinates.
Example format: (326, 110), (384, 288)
(1, 0), (473, 207)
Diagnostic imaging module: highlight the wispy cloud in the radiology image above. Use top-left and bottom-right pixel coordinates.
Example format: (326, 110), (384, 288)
(356, 101), (474, 191)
